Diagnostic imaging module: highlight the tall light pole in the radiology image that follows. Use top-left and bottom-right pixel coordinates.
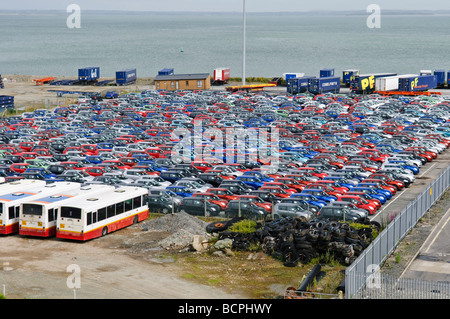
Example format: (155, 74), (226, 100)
(242, 0), (246, 86)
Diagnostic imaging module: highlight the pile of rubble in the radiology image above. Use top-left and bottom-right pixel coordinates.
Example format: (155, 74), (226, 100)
(140, 212), (211, 251)
(211, 217), (378, 267)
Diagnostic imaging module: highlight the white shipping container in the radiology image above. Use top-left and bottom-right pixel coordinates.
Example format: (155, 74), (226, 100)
(283, 73), (305, 80)
(375, 74), (417, 91)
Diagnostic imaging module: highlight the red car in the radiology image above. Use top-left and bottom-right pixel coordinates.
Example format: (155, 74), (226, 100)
(236, 195), (272, 213)
(338, 195), (378, 215)
(259, 186), (290, 198)
(206, 188), (239, 201)
(84, 167), (106, 177)
(192, 193), (228, 211)
(273, 177), (305, 192)
(346, 191), (382, 210)
(370, 173), (405, 191)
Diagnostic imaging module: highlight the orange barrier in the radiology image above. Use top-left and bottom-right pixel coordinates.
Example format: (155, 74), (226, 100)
(226, 83), (277, 92)
(33, 77), (55, 86)
(374, 90), (441, 96)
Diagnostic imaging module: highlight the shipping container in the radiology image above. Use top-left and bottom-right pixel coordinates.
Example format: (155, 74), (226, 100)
(158, 68), (174, 76)
(287, 76), (315, 94)
(350, 73), (397, 94)
(343, 70), (359, 87)
(434, 69), (446, 87)
(374, 74), (417, 92)
(0, 95), (14, 109)
(308, 76), (340, 94)
(398, 75), (437, 92)
(212, 68), (231, 84)
(447, 71), (450, 87)
(320, 69), (335, 78)
(283, 73), (305, 81)
(116, 68), (137, 86)
(420, 70), (433, 76)
(78, 67), (100, 82)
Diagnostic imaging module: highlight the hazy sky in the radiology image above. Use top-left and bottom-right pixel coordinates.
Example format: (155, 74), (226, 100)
(3, 0), (450, 12)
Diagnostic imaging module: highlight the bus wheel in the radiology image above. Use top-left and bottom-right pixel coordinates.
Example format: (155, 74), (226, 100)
(102, 227), (108, 237)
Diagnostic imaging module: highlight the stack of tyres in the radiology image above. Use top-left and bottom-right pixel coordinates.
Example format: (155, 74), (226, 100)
(398, 75), (437, 92)
(0, 95), (14, 110)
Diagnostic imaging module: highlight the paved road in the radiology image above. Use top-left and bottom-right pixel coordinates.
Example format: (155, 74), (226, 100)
(370, 148), (450, 225)
(400, 206), (450, 282)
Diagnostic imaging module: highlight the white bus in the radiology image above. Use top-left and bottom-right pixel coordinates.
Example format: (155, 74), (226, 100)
(57, 186), (149, 241)
(19, 184), (115, 237)
(0, 182), (80, 235)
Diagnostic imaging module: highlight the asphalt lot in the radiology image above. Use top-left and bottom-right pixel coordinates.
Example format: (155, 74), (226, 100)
(400, 205), (450, 282)
(370, 148), (450, 225)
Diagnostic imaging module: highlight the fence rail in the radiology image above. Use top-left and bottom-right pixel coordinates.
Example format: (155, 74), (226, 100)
(345, 165), (450, 299)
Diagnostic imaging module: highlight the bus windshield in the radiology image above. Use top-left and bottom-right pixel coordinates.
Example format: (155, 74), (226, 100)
(60, 207), (82, 219)
(22, 204), (43, 216)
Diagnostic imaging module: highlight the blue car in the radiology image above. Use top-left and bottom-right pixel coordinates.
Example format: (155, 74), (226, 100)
(351, 187), (387, 204)
(300, 189), (337, 203)
(386, 160), (419, 175)
(165, 186), (193, 198)
(243, 171), (274, 182)
(357, 183), (392, 200)
(290, 193), (327, 208)
(235, 176), (264, 189)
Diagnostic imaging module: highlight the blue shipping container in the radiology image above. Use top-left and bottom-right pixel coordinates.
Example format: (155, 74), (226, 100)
(116, 69), (137, 85)
(398, 75), (437, 92)
(320, 69), (335, 78)
(287, 76), (315, 94)
(158, 68), (174, 76)
(434, 70), (445, 87)
(0, 95), (14, 109)
(308, 76), (340, 94)
(350, 73), (397, 93)
(78, 67), (100, 81)
(342, 69), (359, 87)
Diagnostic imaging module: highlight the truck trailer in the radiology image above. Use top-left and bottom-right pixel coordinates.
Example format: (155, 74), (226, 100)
(350, 73), (397, 94)
(398, 75), (437, 92)
(116, 69), (137, 86)
(212, 68), (230, 85)
(78, 67), (100, 82)
(308, 76), (340, 94)
(287, 76), (315, 94)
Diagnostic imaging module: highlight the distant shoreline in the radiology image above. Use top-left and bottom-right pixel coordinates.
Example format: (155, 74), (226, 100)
(1, 9), (449, 17)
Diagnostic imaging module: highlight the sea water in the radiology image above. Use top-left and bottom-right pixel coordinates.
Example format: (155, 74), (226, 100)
(1, 12), (450, 78)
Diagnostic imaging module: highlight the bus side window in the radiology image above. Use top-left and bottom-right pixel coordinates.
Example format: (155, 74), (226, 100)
(92, 211), (97, 224)
(48, 208), (54, 222)
(133, 196), (142, 209)
(87, 212), (92, 226)
(125, 199), (132, 212)
(98, 207), (107, 221)
(107, 204), (115, 218)
(9, 207), (15, 219)
(116, 201), (124, 215)
(15, 206), (20, 218)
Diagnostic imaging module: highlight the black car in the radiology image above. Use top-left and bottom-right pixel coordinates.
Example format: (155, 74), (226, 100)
(147, 195), (175, 214)
(178, 197), (221, 216)
(248, 190), (281, 204)
(316, 206), (366, 223)
(198, 173), (223, 187)
(224, 200), (267, 220)
(219, 183), (250, 195)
